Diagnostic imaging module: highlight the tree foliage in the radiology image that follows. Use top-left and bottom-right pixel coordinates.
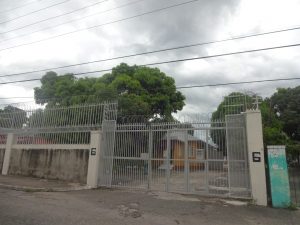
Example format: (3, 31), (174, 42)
(270, 86), (300, 141)
(34, 63), (185, 121)
(259, 100), (289, 146)
(268, 86), (300, 163)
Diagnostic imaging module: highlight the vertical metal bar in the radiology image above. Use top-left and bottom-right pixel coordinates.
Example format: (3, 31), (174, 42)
(109, 121), (116, 187)
(184, 130), (189, 192)
(205, 129), (209, 193)
(166, 130), (170, 192)
(40, 108), (43, 128)
(244, 94), (247, 111)
(47, 108), (54, 128)
(242, 126), (250, 192)
(76, 105), (80, 127)
(87, 105), (92, 126)
(226, 118), (232, 197)
(11, 109), (15, 128)
(51, 108), (56, 128)
(147, 126), (153, 190)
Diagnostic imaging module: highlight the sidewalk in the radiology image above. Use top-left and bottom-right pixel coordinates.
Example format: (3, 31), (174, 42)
(1, 186), (299, 225)
(0, 175), (88, 192)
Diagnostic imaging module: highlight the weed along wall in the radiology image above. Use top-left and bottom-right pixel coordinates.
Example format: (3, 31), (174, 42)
(8, 149), (90, 184)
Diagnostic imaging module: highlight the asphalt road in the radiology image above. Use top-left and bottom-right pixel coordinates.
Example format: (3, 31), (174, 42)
(0, 187), (299, 225)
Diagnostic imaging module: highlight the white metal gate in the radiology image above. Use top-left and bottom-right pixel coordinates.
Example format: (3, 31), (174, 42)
(99, 115), (251, 198)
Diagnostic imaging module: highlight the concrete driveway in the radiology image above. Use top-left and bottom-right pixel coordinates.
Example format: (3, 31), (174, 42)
(0, 186), (299, 225)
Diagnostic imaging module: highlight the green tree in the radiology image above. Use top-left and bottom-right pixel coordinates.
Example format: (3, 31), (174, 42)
(33, 64), (185, 162)
(259, 99), (289, 146)
(34, 63), (185, 121)
(270, 86), (300, 141)
(269, 86), (300, 163)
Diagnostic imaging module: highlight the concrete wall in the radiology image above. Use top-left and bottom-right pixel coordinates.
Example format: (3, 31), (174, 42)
(8, 149), (89, 184)
(244, 110), (268, 206)
(0, 149), (5, 174)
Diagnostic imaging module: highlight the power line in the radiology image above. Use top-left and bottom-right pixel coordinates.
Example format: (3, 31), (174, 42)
(0, 101), (34, 106)
(0, 97), (33, 99)
(0, 0), (144, 45)
(176, 77), (300, 89)
(2, 24), (300, 79)
(0, 0), (201, 52)
(1, 77), (300, 103)
(1, 42), (300, 85)
(0, 0), (71, 25)
(0, 0), (45, 15)
(3, 16), (300, 46)
(0, 0), (110, 36)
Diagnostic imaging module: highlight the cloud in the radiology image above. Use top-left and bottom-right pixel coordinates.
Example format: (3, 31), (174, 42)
(0, 0), (300, 115)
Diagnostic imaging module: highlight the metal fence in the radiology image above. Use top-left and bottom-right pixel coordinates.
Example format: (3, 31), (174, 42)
(99, 115), (251, 199)
(289, 166), (300, 206)
(0, 102), (117, 149)
(0, 102), (251, 198)
(221, 92), (262, 117)
(0, 102), (117, 130)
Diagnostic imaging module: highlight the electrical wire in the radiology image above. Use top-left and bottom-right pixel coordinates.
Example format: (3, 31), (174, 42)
(0, 0), (45, 15)
(0, 101), (35, 105)
(0, 97), (33, 99)
(0, 0), (144, 45)
(1, 42), (300, 85)
(0, 0), (71, 25)
(0, 0), (201, 52)
(1, 77), (300, 105)
(176, 77), (300, 89)
(2, 24), (300, 78)
(0, 0), (110, 36)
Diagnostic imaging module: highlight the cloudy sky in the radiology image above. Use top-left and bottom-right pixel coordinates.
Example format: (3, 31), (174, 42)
(0, 0), (300, 116)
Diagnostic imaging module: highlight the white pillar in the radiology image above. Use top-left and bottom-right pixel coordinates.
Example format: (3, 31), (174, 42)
(2, 133), (14, 175)
(244, 110), (268, 206)
(87, 130), (102, 188)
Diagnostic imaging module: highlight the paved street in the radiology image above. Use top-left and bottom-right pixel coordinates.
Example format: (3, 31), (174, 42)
(0, 187), (299, 225)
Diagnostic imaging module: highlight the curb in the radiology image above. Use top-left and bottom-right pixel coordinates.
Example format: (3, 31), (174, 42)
(0, 183), (92, 192)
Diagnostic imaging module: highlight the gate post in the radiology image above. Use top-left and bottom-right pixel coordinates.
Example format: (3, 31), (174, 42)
(87, 130), (102, 188)
(244, 110), (267, 206)
(2, 133), (14, 175)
